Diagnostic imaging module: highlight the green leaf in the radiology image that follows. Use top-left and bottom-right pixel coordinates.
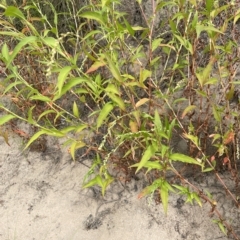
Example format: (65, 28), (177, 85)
(218, 222), (227, 235)
(24, 130), (46, 150)
(103, 53), (123, 82)
(1, 43), (10, 62)
(169, 20), (177, 34)
(203, 77), (218, 85)
(191, 11), (198, 28)
(139, 69), (151, 86)
(210, 5), (229, 19)
(55, 77), (88, 100)
(161, 182), (169, 215)
(182, 133), (199, 148)
(170, 153), (202, 166)
(37, 110), (56, 122)
(3, 81), (22, 94)
(196, 57), (216, 87)
(101, 0), (110, 7)
(60, 126), (77, 134)
(30, 94), (51, 102)
(24, 129), (65, 150)
(212, 105), (221, 122)
(27, 106), (36, 124)
(101, 172), (114, 196)
(107, 93), (125, 111)
(105, 83), (120, 95)
(72, 101), (80, 118)
(57, 66), (72, 96)
(70, 141), (85, 161)
(173, 98), (187, 105)
(212, 220), (227, 235)
(6, 36), (37, 68)
(83, 175), (102, 189)
(80, 11), (105, 25)
(0, 31), (23, 38)
(0, 114), (16, 125)
(4, 6), (25, 20)
(152, 38), (163, 52)
(225, 84), (234, 100)
(130, 161), (163, 174)
(202, 167), (214, 172)
(191, 192), (202, 207)
(135, 145), (156, 173)
(150, 56), (160, 66)
(196, 24), (223, 39)
(181, 105), (196, 119)
(42, 37), (59, 48)
(97, 102), (114, 129)
(206, 0), (214, 14)
(75, 124), (88, 133)
(123, 18), (135, 36)
(83, 170), (114, 196)
(138, 185), (156, 199)
(154, 110), (162, 135)
(174, 35), (193, 54)
(173, 184), (189, 193)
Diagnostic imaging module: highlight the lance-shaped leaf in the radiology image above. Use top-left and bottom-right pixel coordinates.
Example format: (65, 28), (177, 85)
(139, 69), (151, 87)
(0, 114), (15, 125)
(130, 161), (162, 174)
(37, 110), (56, 122)
(57, 66), (72, 96)
(196, 23), (223, 39)
(196, 57), (216, 87)
(160, 182), (169, 215)
(72, 101), (80, 118)
(154, 110), (162, 135)
(83, 172), (114, 196)
(86, 60), (106, 74)
(30, 94), (51, 102)
(135, 98), (149, 108)
(70, 140), (85, 161)
(105, 83), (120, 95)
(1, 43), (10, 62)
(97, 102), (114, 129)
(79, 11), (105, 25)
(182, 133), (199, 148)
(27, 106), (36, 124)
(107, 92), (125, 111)
(55, 77), (88, 100)
(103, 53), (123, 82)
(181, 105), (196, 119)
(212, 105), (221, 122)
(133, 145), (156, 173)
(24, 129), (65, 150)
(170, 153), (202, 166)
(6, 36), (37, 68)
(4, 6), (25, 20)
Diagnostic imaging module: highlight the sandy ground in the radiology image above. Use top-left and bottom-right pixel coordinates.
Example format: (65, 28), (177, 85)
(0, 123), (239, 240)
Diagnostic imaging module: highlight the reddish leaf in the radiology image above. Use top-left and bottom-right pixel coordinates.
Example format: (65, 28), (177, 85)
(223, 131), (234, 145)
(86, 61), (106, 74)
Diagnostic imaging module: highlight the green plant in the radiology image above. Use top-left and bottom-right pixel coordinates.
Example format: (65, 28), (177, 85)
(0, 0), (240, 239)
